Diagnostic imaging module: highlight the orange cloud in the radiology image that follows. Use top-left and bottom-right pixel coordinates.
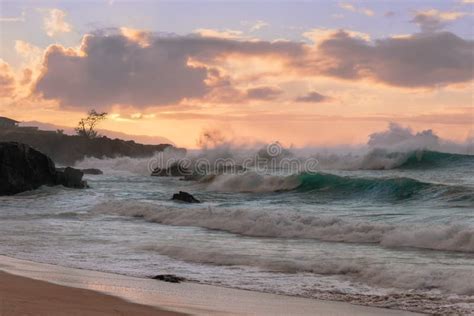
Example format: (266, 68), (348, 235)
(0, 61), (16, 97)
(338, 2), (374, 16)
(43, 9), (72, 37)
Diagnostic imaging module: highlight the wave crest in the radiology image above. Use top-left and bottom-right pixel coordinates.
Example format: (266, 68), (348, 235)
(91, 201), (474, 253)
(142, 244), (474, 295)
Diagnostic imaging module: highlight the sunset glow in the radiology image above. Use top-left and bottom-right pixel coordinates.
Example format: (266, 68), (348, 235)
(0, 0), (472, 148)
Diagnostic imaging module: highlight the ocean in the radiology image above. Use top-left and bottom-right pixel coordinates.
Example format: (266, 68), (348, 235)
(0, 148), (473, 314)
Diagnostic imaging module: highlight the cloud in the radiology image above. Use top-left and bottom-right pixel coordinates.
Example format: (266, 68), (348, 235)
(241, 20), (269, 32)
(193, 28), (245, 39)
(0, 11), (25, 22)
(411, 9), (466, 33)
(338, 2), (374, 16)
(15, 40), (42, 65)
(44, 9), (72, 37)
(32, 28), (474, 109)
(0, 61), (16, 97)
(295, 91), (331, 103)
(304, 28), (371, 42)
(20, 68), (33, 85)
(384, 11), (395, 17)
(35, 34), (208, 108)
(34, 30), (302, 108)
(120, 27), (151, 46)
(250, 20), (269, 32)
(308, 30), (473, 88)
(246, 86), (282, 100)
(368, 122), (439, 149)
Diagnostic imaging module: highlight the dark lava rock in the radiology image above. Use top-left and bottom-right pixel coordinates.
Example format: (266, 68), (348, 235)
(56, 167), (87, 189)
(151, 274), (186, 283)
(0, 142), (87, 195)
(152, 162), (191, 177)
(57, 167), (103, 175)
(81, 168), (103, 175)
(172, 191), (201, 203)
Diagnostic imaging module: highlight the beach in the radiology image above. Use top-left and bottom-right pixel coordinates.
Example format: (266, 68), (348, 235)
(0, 271), (180, 316)
(0, 255), (421, 316)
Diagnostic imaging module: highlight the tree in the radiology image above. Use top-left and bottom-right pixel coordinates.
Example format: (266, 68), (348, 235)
(75, 110), (107, 139)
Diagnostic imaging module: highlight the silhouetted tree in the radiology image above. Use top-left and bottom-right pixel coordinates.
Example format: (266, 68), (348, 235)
(75, 110), (107, 139)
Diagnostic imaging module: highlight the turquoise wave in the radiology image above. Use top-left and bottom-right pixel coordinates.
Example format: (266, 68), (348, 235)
(296, 172), (473, 202)
(396, 150), (474, 169)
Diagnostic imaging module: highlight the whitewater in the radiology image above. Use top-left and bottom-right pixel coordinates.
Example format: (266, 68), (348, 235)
(1, 127), (473, 315)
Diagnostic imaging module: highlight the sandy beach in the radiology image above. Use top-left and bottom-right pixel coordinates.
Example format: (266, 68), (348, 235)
(0, 255), (421, 316)
(0, 271), (182, 316)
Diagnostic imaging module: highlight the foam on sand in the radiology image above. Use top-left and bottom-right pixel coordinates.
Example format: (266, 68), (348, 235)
(0, 255), (420, 316)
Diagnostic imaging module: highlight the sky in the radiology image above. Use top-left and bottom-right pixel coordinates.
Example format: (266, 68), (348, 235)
(0, 0), (473, 148)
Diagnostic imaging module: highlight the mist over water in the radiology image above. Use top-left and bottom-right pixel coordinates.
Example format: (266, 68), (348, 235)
(1, 124), (474, 314)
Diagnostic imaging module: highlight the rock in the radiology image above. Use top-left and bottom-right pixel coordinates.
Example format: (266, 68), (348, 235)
(172, 191), (201, 203)
(0, 142), (57, 195)
(57, 167), (103, 175)
(152, 162), (190, 177)
(0, 142), (87, 195)
(0, 127), (182, 165)
(151, 274), (186, 283)
(56, 167), (87, 189)
(81, 168), (103, 175)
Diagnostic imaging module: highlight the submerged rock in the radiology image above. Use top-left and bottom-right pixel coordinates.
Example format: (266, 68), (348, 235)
(172, 191), (201, 203)
(151, 274), (186, 283)
(0, 142), (87, 195)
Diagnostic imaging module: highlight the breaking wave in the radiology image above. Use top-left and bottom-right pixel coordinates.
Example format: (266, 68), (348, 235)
(90, 200), (474, 253)
(352, 149), (474, 170)
(141, 244), (474, 295)
(203, 171), (473, 203)
(73, 147), (186, 175)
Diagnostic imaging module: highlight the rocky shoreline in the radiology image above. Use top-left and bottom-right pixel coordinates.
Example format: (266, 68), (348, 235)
(0, 127), (183, 165)
(0, 142), (87, 195)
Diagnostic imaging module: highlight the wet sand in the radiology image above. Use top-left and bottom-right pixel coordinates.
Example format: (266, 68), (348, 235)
(0, 255), (422, 315)
(0, 271), (182, 316)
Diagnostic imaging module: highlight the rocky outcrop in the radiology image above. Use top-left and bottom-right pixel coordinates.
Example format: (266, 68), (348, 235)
(172, 191), (201, 203)
(0, 128), (183, 165)
(56, 167), (87, 189)
(57, 167), (103, 175)
(0, 142), (87, 195)
(81, 168), (103, 175)
(152, 162), (191, 177)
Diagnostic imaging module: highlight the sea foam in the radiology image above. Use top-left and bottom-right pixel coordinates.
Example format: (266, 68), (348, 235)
(91, 200), (474, 253)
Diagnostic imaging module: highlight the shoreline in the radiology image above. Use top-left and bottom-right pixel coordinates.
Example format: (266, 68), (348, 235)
(0, 255), (421, 315)
(0, 271), (182, 316)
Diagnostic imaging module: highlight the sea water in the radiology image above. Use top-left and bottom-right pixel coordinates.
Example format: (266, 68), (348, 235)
(0, 149), (473, 314)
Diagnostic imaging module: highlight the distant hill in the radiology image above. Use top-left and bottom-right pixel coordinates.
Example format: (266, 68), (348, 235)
(0, 124), (184, 165)
(20, 121), (175, 145)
